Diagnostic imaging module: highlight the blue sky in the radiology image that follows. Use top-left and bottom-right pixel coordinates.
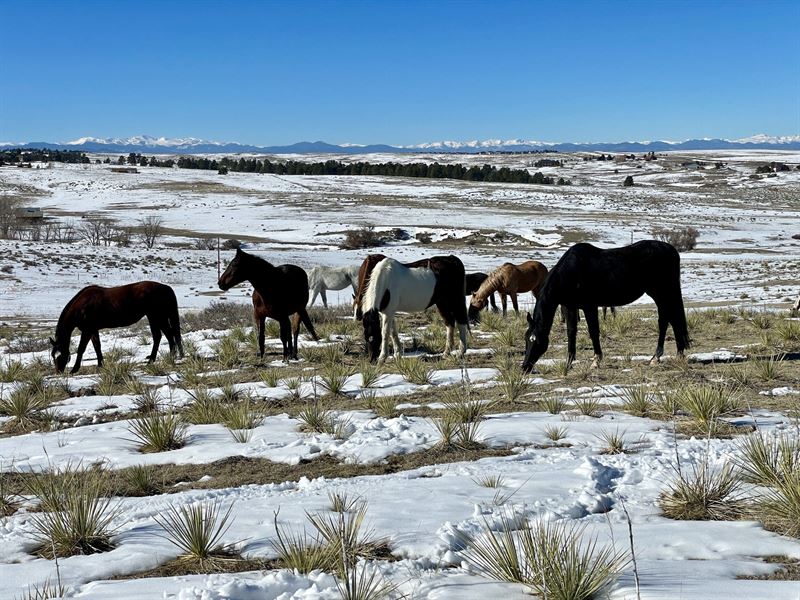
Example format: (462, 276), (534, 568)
(1, 0), (798, 145)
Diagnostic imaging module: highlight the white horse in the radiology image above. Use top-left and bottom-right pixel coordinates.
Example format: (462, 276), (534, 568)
(308, 265), (360, 307)
(794, 295), (800, 314)
(361, 257), (468, 363)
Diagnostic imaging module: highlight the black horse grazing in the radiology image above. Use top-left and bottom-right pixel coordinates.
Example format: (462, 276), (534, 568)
(522, 240), (690, 372)
(50, 281), (184, 374)
(218, 248), (318, 360)
(465, 272), (497, 311)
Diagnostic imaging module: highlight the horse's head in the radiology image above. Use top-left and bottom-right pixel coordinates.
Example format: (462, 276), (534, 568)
(362, 309), (382, 362)
(522, 311), (549, 373)
(218, 248), (246, 291)
(352, 293), (364, 321)
(468, 294), (486, 324)
(50, 336), (69, 373)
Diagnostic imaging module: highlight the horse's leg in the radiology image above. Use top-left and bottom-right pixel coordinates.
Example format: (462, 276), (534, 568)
(458, 322), (468, 357)
(390, 316), (403, 359)
(320, 288), (328, 309)
(602, 306), (608, 320)
(565, 307), (578, 368)
(584, 308), (603, 368)
(444, 322), (455, 356)
(257, 317), (266, 359)
(147, 318), (162, 363)
(291, 313), (301, 360)
(278, 317), (291, 362)
(309, 286), (319, 307)
(378, 313), (391, 364)
(489, 292), (498, 312)
(90, 333), (103, 368)
(651, 301), (670, 365)
(71, 330), (93, 374)
(500, 293), (507, 316)
(511, 293), (519, 314)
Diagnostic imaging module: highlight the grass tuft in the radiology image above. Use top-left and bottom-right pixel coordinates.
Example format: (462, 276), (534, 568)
(154, 500), (236, 569)
(128, 412), (188, 452)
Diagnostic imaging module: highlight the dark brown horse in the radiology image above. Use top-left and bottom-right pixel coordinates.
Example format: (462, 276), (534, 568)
(466, 272), (497, 312)
(218, 248), (318, 360)
(50, 281), (183, 374)
(522, 240), (690, 372)
(361, 255), (468, 363)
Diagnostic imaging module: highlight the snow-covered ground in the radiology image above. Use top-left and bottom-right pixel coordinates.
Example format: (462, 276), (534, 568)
(1, 150), (799, 598)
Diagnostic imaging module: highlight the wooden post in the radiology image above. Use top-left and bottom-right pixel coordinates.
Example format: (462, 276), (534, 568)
(217, 237), (221, 279)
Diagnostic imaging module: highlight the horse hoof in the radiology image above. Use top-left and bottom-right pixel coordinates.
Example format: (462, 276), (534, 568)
(649, 356), (660, 366)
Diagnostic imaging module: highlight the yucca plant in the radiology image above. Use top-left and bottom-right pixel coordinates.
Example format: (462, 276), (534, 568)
(319, 362), (355, 397)
(725, 363), (751, 386)
(0, 385), (52, 432)
(0, 359), (27, 383)
(26, 465), (120, 557)
(659, 460), (743, 520)
(132, 387), (161, 414)
(749, 312), (773, 330)
(259, 368), (281, 388)
(96, 358), (137, 396)
(221, 399), (263, 443)
(495, 359), (530, 403)
(441, 383), (490, 423)
(368, 394), (398, 419)
(620, 386), (653, 417)
(0, 472), (19, 516)
(540, 395), (567, 415)
(306, 502), (386, 572)
(573, 396), (602, 418)
(358, 360), (385, 389)
(329, 490), (365, 514)
(154, 500), (236, 569)
(595, 428), (626, 454)
(216, 335), (242, 369)
(270, 511), (336, 573)
(297, 401), (336, 434)
(433, 413), (483, 450)
(775, 320), (800, 345)
(752, 355), (784, 382)
(119, 463), (163, 496)
(128, 412), (188, 452)
(677, 384), (740, 434)
(542, 424), (569, 443)
(734, 432), (800, 487)
(760, 470), (800, 538)
(461, 514), (628, 600)
(183, 387), (224, 425)
(218, 382), (241, 404)
(553, 360), (572, 378)
(336, 558), (398, 600)
(395, 358), (435, 386)
(472, 474), (506, 488)
(17, 578), (67, 600)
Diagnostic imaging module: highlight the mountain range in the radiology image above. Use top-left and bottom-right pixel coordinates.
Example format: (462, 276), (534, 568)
(3, 133), (799, 154)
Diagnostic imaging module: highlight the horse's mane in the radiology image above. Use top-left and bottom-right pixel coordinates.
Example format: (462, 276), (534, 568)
(362, 258), (396, 312)
(55, 288), (93, 343)
(241, 250), (274, 269)
(474, 263), (511, 301)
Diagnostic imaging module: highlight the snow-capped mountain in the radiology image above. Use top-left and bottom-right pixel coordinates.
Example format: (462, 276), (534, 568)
(4, 134), (800, 154)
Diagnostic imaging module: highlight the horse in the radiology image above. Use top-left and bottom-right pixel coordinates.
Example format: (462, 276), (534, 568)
(361, 256), (469, 363)
(308, 265), (360, 307)
(353, 253), (387, 320)
(218, 248), (318, 360)
(50, 281), (183, 374)
(522, 240), (690, 372)
(468, 261), (549, 323)
(465, 272), (497, 312)
(794, 295), (800, 314)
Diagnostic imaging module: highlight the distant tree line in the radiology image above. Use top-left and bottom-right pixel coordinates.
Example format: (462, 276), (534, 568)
(175, 156), (560, 184)
(0, 149), (90, 165)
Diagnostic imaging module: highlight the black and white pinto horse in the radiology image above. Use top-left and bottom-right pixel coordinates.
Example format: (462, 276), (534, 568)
(308, 265), (360, 307)
(361, 256), (469, 363)
(523, 240), (691, 372)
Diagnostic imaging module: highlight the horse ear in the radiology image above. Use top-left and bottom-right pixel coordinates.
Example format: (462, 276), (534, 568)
(526, 312), (533, 324)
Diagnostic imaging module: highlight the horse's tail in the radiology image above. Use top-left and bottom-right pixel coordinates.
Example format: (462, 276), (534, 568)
(298, 308), (319, 341)
(166, 288), (184, 357)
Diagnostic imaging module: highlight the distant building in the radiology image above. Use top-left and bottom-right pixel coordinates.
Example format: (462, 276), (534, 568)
(15, 207), (43, 219)
(110, 167), (139, 174)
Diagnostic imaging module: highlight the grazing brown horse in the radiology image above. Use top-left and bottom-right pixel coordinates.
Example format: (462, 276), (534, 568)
(50, 281), (183, 374)
(468, 261), (548, 323)
(361, 255), (469, 362)
(218, 248), (318, 360)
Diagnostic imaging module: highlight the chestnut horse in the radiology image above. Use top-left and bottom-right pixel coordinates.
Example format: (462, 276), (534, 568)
(523, 240), (690, 372)
(468, 260), (548, 323)
(218, 248), (318, 360)
(361, 255), (468, 363)
(50, 281), (183, 374)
